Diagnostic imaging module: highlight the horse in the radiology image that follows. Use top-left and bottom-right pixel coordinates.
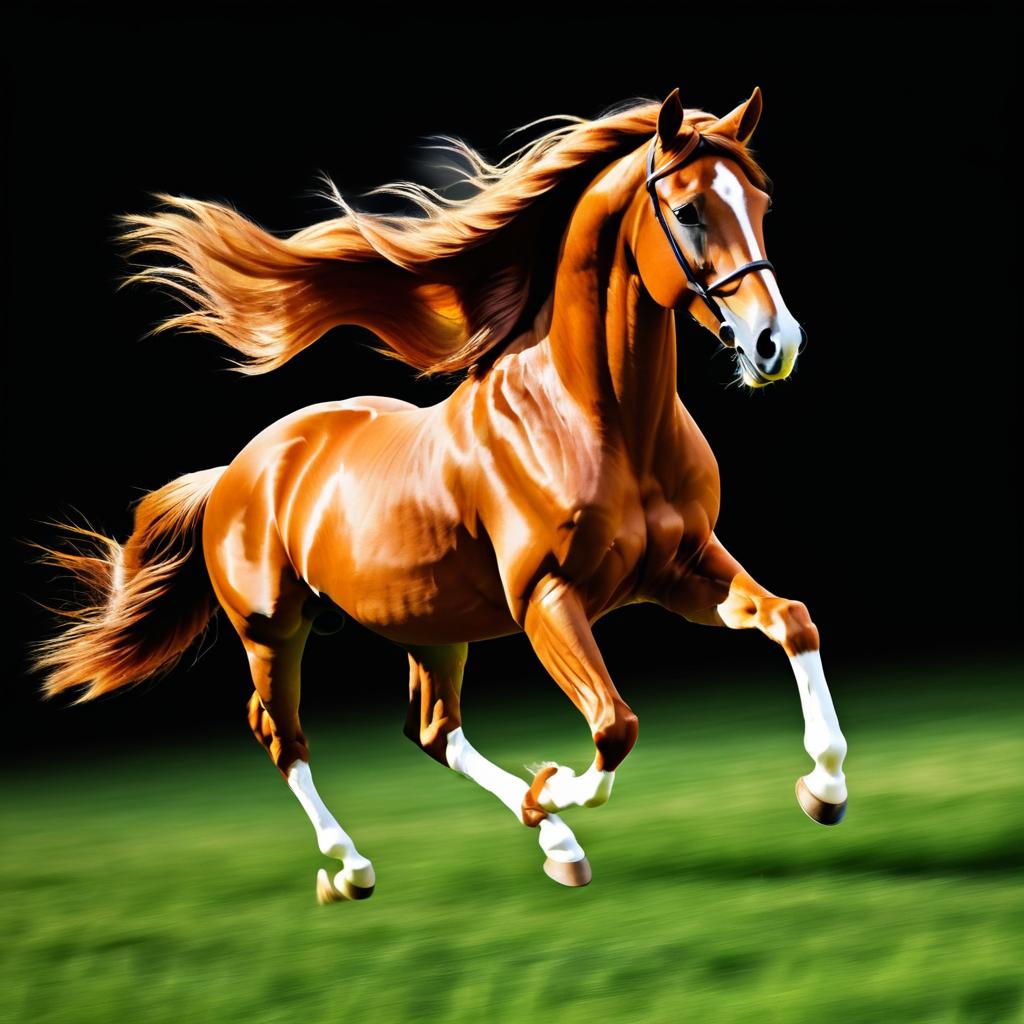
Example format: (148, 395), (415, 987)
(31, 86), (849, 903)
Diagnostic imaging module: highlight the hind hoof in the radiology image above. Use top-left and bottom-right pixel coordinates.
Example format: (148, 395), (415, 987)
(796, 777), (847, 826)
(316, 868), (375, 904)
(543, 856), (592, 887)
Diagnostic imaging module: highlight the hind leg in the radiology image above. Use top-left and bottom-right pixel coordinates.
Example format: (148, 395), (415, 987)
(241, 624), (376, 903)
(212, 555), (374, 903)
(203, 463), (375, 901)
(404, 642), (590, 886)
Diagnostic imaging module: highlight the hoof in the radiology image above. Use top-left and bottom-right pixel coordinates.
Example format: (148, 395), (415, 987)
(795, 777), (847, 826)
(316, 868), (375, 904)
(543, 856), (592, 887)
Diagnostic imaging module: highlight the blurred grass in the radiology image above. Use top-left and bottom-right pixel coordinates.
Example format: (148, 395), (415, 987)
(3, 658), (1022, 1024)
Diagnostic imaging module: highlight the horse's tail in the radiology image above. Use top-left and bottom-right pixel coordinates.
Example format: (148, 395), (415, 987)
(29, 466), (227, 704)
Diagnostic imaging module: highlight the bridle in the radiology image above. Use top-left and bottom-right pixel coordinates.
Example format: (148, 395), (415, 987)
(645, 133), (776, 344)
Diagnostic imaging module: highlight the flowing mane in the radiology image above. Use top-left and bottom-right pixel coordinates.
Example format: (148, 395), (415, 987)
(116, 100), (768, 378)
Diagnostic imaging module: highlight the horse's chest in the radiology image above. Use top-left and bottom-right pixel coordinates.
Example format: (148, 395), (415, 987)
(542, 406), (715, 573)
(574, 479), (717, 612)
(551, 486), (686, 611)
(641, 494), (688, 577)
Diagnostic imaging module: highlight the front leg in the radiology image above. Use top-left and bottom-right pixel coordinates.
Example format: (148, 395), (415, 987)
(520, 572), (639, 877)
(650, 534), (848, 824)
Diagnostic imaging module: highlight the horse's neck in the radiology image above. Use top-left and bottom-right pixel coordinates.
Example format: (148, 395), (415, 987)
(546, 191), (680, 478)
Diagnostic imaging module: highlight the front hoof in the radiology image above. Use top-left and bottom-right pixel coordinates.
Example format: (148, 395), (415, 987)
(543, 856), (592, 887)
(795, 777), (847, 826)
(316, 868), (375, 904)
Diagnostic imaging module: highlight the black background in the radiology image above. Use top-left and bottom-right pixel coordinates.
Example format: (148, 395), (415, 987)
(6, 8), (1020, 754)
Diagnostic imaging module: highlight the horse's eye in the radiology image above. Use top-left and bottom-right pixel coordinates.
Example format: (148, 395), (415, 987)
(673, 204), (700, 227)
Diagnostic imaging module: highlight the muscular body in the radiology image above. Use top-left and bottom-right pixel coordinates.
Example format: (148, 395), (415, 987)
(200, 111), (846, 899)
(35, 89), (847, 903)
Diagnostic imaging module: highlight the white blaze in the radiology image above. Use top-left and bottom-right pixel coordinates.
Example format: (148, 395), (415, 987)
(710, 161), (800, 347)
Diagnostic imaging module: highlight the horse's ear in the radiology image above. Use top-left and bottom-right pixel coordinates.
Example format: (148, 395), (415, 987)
(711, 86), (763, 145)
(657, 87), (686, 149)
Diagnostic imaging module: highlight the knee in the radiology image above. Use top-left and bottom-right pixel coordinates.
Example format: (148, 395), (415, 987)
(762, 598), (819, 655)
(403, 698), (459, 767)
(593, 705), (639, 772)
(272, 740), (310, 778)
(783, 600), (820, 656)
(402, 721), (446, 765)
(247, 692), (308, 777)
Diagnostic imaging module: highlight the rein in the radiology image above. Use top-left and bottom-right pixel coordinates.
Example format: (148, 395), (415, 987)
(644, 134), (775, 343)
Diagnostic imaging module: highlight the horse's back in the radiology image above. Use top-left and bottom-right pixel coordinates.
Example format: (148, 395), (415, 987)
(205, 394), (423, 524)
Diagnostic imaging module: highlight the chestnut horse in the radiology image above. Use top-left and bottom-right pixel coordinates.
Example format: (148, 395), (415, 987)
(33, 87), (848, 902)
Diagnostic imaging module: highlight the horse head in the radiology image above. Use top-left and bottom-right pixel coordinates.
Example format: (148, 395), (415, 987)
(631, 86), (806, 387)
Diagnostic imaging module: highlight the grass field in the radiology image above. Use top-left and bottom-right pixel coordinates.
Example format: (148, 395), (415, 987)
(3, 658), (1022, 1024)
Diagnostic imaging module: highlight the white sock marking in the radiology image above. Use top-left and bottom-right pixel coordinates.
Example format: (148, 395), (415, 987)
(789, 650), (848, 804)
(535, 758), (615, 811)
(710, 161), (802, 368)
(445, 727), (586, 863)
(286, 760), (375, 888)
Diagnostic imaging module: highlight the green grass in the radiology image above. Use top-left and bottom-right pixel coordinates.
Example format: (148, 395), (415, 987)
(3, 659), (1022, 1024)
